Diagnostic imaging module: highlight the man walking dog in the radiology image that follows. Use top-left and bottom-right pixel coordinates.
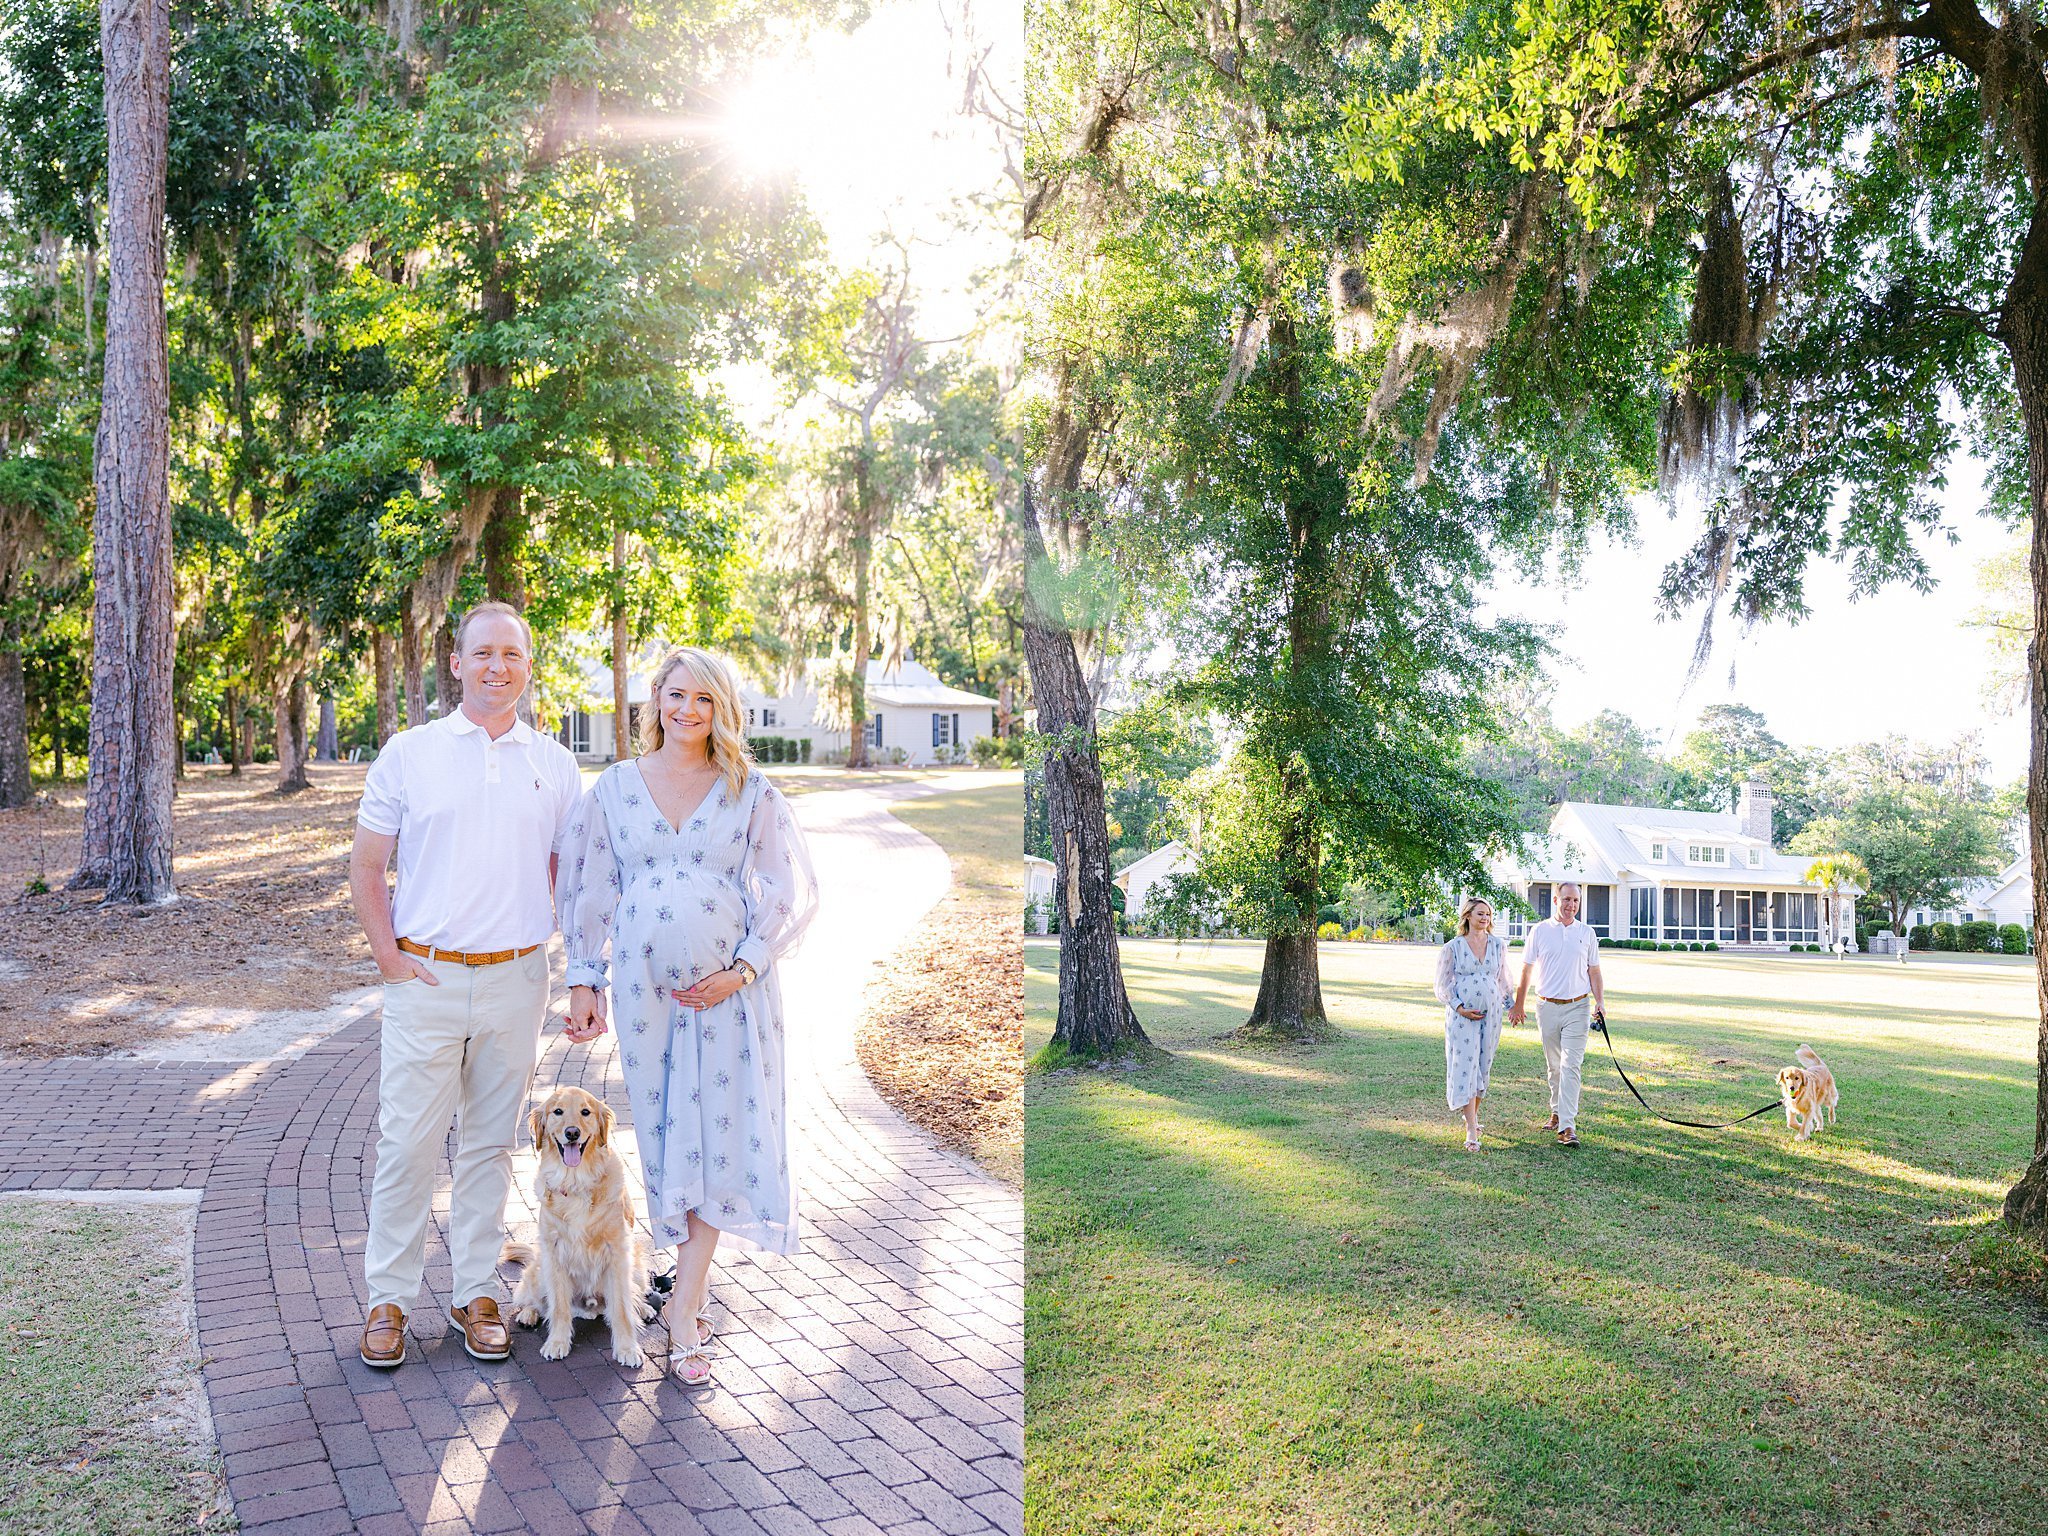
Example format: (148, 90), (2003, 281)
(348, 602), (584, 1366)
(1510, 881), (1606, 1148)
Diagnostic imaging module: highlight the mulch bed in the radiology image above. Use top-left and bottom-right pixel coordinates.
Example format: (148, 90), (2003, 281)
(856, 901), (1023, 1185)
(0, 766), (374, 1056)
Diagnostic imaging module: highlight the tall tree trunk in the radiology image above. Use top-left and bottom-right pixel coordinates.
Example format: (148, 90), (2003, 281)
(1243, 315), (1333, 1039)
(435, 615), (458, 717)
(372, 628), (397, 744)
(2004, 199), (2048, 1233)
(1020, 486), (1146, 1056)
(315, 695), (338, 760)
(0, 648), (31, 808)
(73, 0), (175, 905)
(399, 592), (427, 726)
(276, 671), (311, 792)
(847, 457), (874, 769)
(611, 521), (630, 761)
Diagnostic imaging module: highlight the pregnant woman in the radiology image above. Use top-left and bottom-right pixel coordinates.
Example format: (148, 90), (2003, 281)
(558, 645), (819, 1386)
(1433, 896), (1511, 1152)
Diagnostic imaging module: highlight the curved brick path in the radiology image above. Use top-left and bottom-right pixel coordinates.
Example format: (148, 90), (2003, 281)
(0, 779), (1022, 1536)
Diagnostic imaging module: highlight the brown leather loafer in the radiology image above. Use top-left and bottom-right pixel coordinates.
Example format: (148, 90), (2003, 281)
(360, 1303), (406, 1368)
(449, 1297), (512, 1361)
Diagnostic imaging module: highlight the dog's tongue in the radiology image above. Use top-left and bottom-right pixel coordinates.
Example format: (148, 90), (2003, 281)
(563, 1143), (583, 1167)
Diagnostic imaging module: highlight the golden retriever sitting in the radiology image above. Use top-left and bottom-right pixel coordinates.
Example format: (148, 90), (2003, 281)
(500, 1085), (654, 1366)
(1777, 1044), (1838, 1142)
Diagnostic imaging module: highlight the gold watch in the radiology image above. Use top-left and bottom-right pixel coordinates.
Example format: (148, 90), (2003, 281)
(733, 959), (758, 987)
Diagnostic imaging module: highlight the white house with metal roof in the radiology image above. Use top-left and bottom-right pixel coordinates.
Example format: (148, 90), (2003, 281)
(1489, 780), (1855, 949)
(1915, 856), (2031, 932)
(558, 654), (997, 767)
(1114, 841), (1195, 923)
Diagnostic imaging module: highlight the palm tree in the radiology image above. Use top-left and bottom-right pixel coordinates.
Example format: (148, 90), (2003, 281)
(1803, 854), (1872, 953)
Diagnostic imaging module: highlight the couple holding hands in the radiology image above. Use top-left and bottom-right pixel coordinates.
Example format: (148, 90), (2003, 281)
(347, 603), (817, 1388)
(1433, 882), (1606, 1151)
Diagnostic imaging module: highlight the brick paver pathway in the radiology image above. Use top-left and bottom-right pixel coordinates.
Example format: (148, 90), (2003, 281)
(2, 780), (1021, 1535)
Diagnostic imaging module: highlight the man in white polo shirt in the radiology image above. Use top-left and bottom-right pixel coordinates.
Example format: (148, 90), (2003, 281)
(1509, 880), (1606, 1148)
(347, 602), (584, 1366)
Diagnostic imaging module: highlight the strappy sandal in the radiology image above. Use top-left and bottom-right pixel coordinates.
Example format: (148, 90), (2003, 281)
(672, 1335), (716, 1387)
(659, 1300), (716, 1351)
(1463, 1129), (1482, 1152)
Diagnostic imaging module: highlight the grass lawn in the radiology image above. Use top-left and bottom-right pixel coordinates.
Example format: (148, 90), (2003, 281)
(0, 1196), (229, 1535)
(886, 772), (1024, 911)
(1025, 940), (2048, 1535)
(856, 773), (1024, 1180)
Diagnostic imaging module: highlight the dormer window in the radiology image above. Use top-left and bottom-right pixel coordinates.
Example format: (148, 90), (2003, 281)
(1650, 842), (1666, 862)
(1747, 847), (1761, 867)
(1687, 843), (1728, 866)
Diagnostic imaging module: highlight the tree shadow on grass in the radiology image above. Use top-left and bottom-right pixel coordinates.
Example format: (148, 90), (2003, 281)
(1027, 1002), (2048, 1535)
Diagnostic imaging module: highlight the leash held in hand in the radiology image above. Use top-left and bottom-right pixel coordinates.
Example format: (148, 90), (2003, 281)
(1591, 1012), (1783, 1130)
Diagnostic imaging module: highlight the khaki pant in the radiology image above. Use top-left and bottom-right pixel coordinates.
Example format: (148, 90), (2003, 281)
(364, 948), (550, 1311)
(1536, 994), (1591, 1131)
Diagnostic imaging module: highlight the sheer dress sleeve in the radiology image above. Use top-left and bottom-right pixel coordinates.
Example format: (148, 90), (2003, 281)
(558, 779), (622, 990)
(732, 778), (820, 982)
(1433, 940), (1457, 1006)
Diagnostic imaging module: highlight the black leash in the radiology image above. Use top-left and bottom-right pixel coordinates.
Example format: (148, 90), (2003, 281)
(1590, 1011), (1782, 1130)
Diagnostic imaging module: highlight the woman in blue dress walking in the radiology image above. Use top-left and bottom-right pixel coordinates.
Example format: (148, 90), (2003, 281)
(1433, 896), (1511, 1152)
(558, 645), (819, 1386)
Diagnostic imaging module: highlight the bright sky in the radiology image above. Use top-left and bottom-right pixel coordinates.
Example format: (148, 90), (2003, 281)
(1485, 455), (2027, 781)
(718, 0), (1017, 430)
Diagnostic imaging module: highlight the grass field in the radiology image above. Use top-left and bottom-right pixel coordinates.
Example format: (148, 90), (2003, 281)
(1025, 941), (2048, 1535)
(0, 1196), (229, 1535)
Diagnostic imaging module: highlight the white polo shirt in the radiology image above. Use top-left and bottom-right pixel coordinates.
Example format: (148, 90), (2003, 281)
(357, 708), (583, 951)
(1523, 916), (1601, 1001)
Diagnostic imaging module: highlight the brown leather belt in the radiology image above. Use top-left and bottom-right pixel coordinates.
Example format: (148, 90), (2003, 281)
(398, 937), (541, 968)
(1540, 993), (1590, 1005)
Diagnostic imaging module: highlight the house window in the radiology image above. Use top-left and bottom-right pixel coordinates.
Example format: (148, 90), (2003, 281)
(747, 707), (756, 728)
(762, 707), (778, 728)
(1650, 842), (1666, 862)
(1630, 886), (1655, 938)
(932, 713), (951, 747)
(1687, 843), (1728, 866)
(1747, 847), (1761, 867)
(865, 715), (883, 748)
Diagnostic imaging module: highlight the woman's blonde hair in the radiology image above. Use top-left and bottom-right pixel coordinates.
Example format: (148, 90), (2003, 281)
(1457, 896), (1496, 936)
(638, 646), (753, 798)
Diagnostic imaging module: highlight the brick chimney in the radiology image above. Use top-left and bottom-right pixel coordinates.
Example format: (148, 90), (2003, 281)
(1737, 778), (1774, 843)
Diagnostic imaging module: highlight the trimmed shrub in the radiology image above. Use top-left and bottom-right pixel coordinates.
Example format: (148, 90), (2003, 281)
(1909, 924), (1933, 951)
(1958, 920), (1996, 953)
(1932, 921), (1959, 952)
(1705, 941), (1719, 952)
(2000, 922), (2030, 956)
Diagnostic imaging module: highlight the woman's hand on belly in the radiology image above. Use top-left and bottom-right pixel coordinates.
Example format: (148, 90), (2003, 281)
(675, 969), (744, 1011)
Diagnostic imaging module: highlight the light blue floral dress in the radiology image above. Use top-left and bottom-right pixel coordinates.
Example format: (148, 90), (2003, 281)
(1433, 932), (1510, 1111)
(558, 761), (819, 1255)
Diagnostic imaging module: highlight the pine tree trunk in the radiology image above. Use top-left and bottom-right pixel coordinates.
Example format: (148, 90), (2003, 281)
(847, 459), (873, 770)
(73, 0), (175, 905)
(0, 648), (31, 808)
(316, 695), (338, 760)
(612, 522), (630, 761)
(1019, 486), (1146, 1056)
(399, 593), (427, 725)
(276, 672), (311, 792)
(372, 628), (397, 744)
(2002, 196), (2048, 1234)
(1242, 315), (1333, 1038)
